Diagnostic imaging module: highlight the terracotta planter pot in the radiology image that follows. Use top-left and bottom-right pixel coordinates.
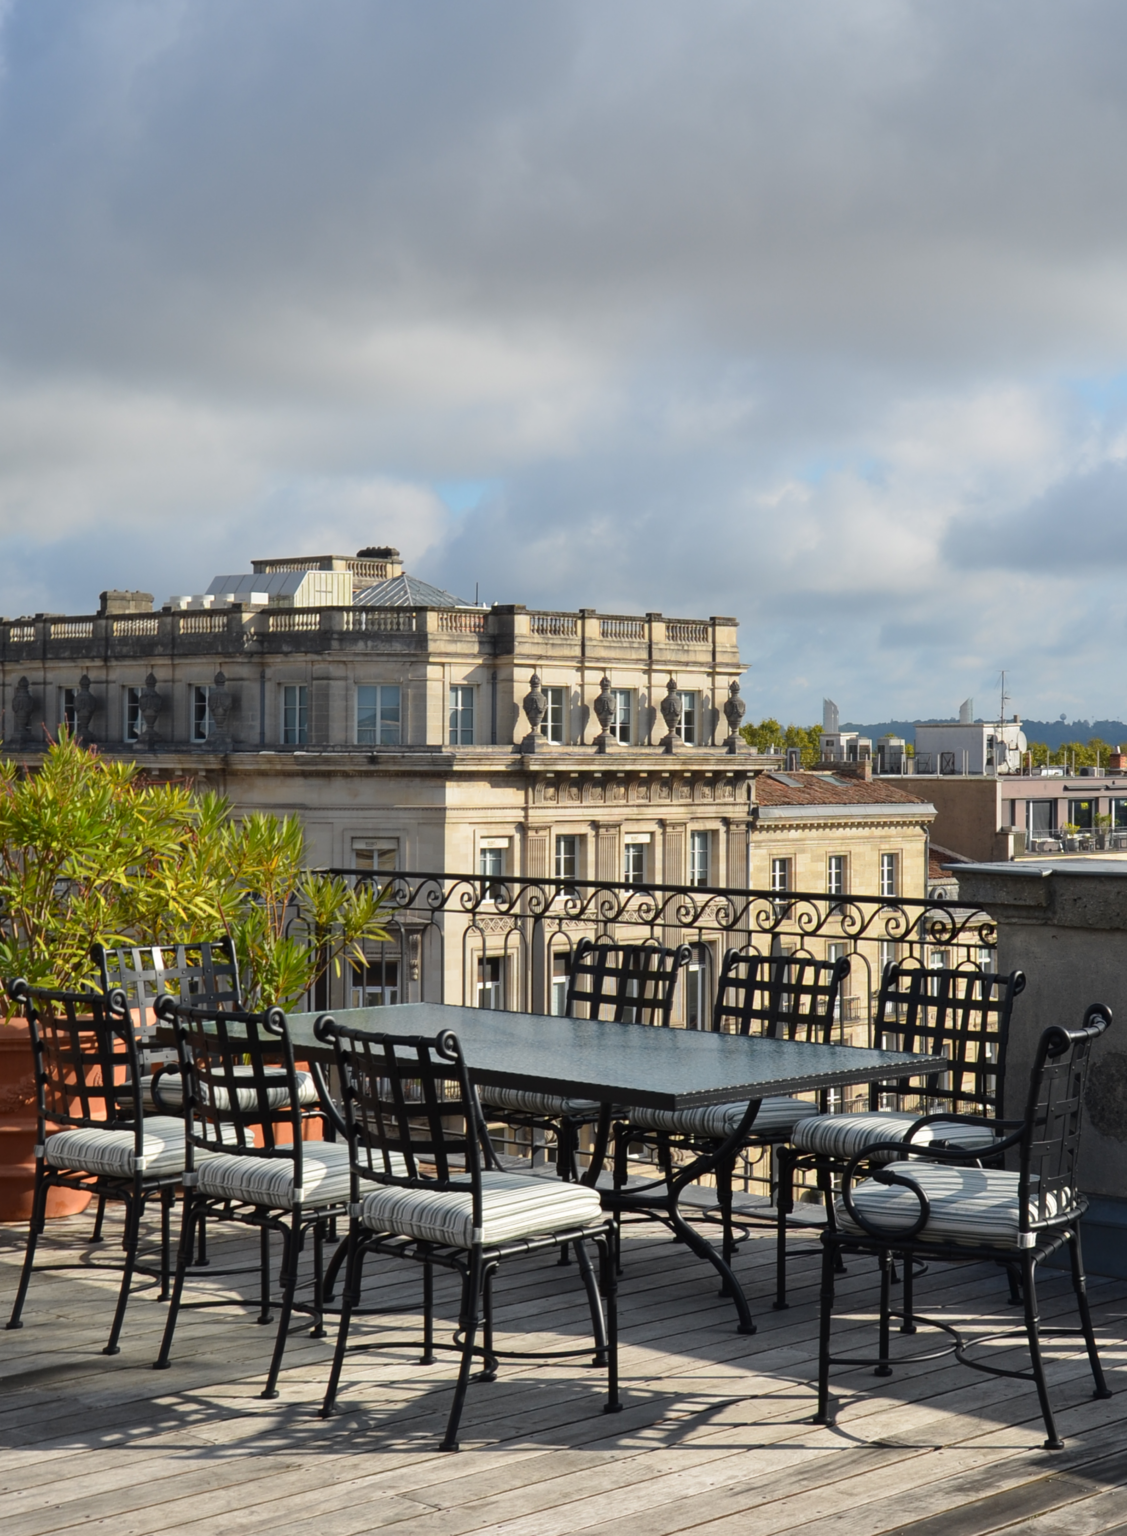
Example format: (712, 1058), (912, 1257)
(0, 1023), (91, 1222)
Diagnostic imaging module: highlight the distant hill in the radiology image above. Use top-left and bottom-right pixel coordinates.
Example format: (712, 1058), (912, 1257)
(841, 719), (1127, 751)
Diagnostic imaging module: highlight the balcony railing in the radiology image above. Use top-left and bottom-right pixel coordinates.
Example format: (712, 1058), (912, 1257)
(322, 870), (994, 1190)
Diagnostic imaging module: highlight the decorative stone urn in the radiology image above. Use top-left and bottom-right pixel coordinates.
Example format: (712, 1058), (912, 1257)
(137, 672), (163, 750)
(659, 677), (682, 752)
(0, 1024), (91, 1221)
(519, 672), (547, 754)
(723, 679), (746, 752)
(205, 670), (235, 752)
(592, 676), (615, 752)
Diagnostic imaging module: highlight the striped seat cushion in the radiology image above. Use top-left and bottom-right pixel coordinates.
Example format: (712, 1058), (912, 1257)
(791, 1111), (999, 1163)
(195, 1140), (394, 1209)
(627, 1095), (822, 1141)
(360, 1169), (606, 1249)
(836, 1164), (1075, 1249)
(478, 1086), (600, 1118)
(45, 1117), (189, 1179)
(154, 1065), (320, 1112)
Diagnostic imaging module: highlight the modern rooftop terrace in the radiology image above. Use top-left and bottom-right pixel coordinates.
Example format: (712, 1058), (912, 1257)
(2, 1201), (1126, 1536)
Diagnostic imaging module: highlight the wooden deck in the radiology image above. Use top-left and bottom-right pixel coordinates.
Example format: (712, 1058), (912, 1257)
(2, 1194), (1127, 1536)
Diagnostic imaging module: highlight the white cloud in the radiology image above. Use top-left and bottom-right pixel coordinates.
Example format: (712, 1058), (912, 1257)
(2, 2), (1127, 718)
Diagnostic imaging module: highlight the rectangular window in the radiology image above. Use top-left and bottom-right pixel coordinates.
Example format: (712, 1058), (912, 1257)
(480, 844), (505, 901)
(350, 955), (399, 1008)
(1068, 798), (1095, 831)
(192, 685), (211, 744)
(541, 686), (566, 744)
(689, 830), (710, 887)
(550, 951), (571, 1016)
(124, 687), (143, 743)
(770, 857), (791, 893)
(354, 841), (398, 875)
(478, 955), (503, 1010)
(879, 939), (898, 978)
(1114, 799), (1127, 831)
(1028, 799), (1057, 836)
(827, 941), (848, 1024)
(356, 684), (401, 747)
(281, 684), (308, 746)
(609, 689), (632, 744)
(679, 691), (699, 746)
(624, 840), (647, 884)
(449, 685), (474, 746)
(685, 946), (708, 1029)
(880, 852), (898, 898)
(555, 834), (579, 881)
(60, 688), (76, 733)
(827, 854), (847, 896)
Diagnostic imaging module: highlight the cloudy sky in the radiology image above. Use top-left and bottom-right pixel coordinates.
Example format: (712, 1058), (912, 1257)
(1, 1), (1126, 724)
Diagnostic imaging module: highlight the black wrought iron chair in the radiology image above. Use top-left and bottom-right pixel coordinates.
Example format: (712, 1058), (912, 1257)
(816, 1005), (1113, 1450)
(776, 962), (1026, 1308)
(152, 997), (353, 1399)
(315, 1015), (619, 1452)
(611, 949), (851, 1278)
(477, 937), (692, 1179)
(4, 978), (187, 1355)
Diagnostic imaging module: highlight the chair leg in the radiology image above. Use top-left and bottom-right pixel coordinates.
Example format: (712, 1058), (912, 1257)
(774, 1145), (795, 1311)
(89, 1194), (107, 1244)
(323, 1230), (350, 1303)
(159, 1187), (173, 1301)
(262, 1221), (301, 1400)
(6, 1168), (50, 1330)
(309, 1219), (326, 1339)
(1022, 1255), (1063, 1450)
(1005, 1261), (1023, 1305)
(599, 1232), (622, 1414)
(875, 1250), (893, 1376)
(479, 1265), (498, 1382)
(813, 1236), (836, 1424)
(321, 1227), (363, 1416)
(1068, 1226), (1112, 1401)
(442, 1254), (485, 1452)
(716, 1153), (736, 1297)
(420, 1259), (436, 1365)
(193, 1213), (209, 1267)
(154, 1195), (200, 1370)
(257, 1224), (273, 1324)
(557, 1122), (574, 1266)
(900, 1250), (917, 1335)
(574, 1238), (609, 1365)
(104, 1193), (143, 1356)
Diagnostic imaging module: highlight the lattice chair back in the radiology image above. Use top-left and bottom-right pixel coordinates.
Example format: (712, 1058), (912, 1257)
(8, 978), (142, 1135)
(94, 940), (242, 1078)
(315, 1018), (490, 1199)
(564, 939), (692, 1025)
(871, 963), (1026, 1117)
(1018, 1005), (1109, 1242)
(713, 950), (850, 1043)
(154, 996), (305, 1170)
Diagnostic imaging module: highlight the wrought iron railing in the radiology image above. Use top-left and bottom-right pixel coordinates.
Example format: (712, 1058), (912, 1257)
(320, 869), (995, 1191)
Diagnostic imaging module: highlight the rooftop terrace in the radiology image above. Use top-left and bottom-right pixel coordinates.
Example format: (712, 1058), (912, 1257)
(3, 1202), (1126, 1536)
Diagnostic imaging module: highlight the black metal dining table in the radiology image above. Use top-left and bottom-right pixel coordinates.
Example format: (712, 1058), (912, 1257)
(285, 1001), (948, 1334)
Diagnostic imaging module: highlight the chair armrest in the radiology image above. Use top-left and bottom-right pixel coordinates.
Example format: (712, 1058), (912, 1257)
(903, 1111), (1022, 1151)
(149, 1064), (176, 1116)
(307, 1061), (347, 1142)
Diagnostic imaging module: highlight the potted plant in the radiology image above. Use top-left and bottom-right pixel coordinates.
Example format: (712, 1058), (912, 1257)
(1095, 813), (1113, 851)
(0, 734), (389, 1215)
(1062, 821), (1081, 852)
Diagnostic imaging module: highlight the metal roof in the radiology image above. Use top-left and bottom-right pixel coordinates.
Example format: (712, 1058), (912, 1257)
(353, 573), (473, 609)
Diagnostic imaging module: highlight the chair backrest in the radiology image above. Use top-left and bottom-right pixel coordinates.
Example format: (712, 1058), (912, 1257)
(154, 995), (304, 1168)
(1018, 1004), (1110, 1238)
(713, 950), (850, 1043)
(95, 941), (241, 1037)
(564, 939), (691, 1025)
(7, 978), (143, 1137)
(315, 1017), (489, 1202)
(871, 963), (1025, 1117)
